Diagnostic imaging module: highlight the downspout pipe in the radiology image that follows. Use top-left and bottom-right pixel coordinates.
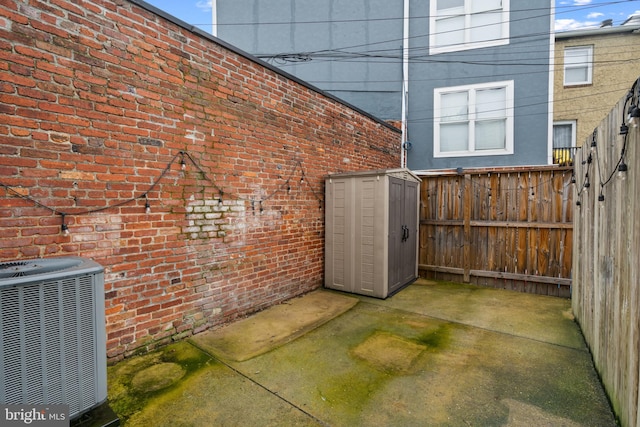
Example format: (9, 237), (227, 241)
(401, 0), (410, 168)
(211, 0), (218, 36)
(547, 0), (555, 165)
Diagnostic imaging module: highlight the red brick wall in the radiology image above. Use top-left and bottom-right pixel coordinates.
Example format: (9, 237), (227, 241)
(0, 0), (401, 360)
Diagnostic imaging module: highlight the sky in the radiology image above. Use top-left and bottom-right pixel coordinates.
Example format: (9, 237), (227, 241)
(144, 0), (640, 34)
(555, 0), (640, 30)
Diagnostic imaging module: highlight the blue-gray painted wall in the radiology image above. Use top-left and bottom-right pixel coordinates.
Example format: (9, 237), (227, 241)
(406, 0), (552, 170)
(217, 0), (404, 121)
(216, 1), (552, 170)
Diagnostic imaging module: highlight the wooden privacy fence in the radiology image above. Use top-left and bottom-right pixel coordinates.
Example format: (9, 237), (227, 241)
(417, 166), (574, 297)
(572, 86), (640, 427)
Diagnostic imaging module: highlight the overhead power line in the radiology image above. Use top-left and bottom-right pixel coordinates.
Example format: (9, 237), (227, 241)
(207, 1), (637, 28)
(301, 39), (640, 86)
(406, 83), (634, 124)
(273, 52), (640, 70)
(230, 1), (640, 63)
(281, 31), (640, 63)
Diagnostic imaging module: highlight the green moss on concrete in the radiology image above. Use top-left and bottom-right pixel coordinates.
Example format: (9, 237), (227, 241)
(488, 345), (614, 426)
(351, 331), (426, 374)
(107, 341), (215, 423)
(107, 282), (615, 426)
(124, 362), (321, 427)
(415, 324), (452, 350)
(315, 368), (387, 412)
(308, 347), (400, 425)
(131, 363), (185, 392)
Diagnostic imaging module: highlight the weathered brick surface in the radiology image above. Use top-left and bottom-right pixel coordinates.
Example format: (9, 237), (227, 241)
(555, 33), (640, 145)
(0, 0), (401, 360)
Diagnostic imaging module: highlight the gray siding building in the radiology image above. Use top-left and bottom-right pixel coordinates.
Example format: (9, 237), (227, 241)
(214, 1), (554, 171)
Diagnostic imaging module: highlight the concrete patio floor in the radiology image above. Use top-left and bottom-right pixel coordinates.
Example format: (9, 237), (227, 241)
(107, 279), (617, 426)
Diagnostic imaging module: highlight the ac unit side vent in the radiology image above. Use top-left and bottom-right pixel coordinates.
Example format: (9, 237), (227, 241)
(0, 257), (106, 420)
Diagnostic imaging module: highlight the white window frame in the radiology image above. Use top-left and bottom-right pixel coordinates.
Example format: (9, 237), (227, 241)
(429, 0), (510, 55)
(563, 46), (593, 86)
(434, 80), (514, 158)
(552, 120), (576, 148)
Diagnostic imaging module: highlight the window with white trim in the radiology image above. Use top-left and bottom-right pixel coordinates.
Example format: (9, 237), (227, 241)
(430, 0), (510, 55)
(552, 121), (576, 148)
(552, 120), (577, 165)
(564, 46), (593, 86)
(434, 81), (514, 157)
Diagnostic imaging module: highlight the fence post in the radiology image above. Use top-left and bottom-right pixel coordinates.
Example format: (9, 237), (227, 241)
(463, 173), (471, 283)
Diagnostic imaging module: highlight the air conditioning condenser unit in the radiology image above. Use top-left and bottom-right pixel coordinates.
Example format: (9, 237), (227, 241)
(0, 257), (107, 420)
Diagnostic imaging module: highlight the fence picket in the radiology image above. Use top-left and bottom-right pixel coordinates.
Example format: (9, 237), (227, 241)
(418, 166), (573, 297)
(572, 87), (640, 427)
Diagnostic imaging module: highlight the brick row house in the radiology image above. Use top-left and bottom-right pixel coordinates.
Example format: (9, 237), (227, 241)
(553, 17), (640, 163)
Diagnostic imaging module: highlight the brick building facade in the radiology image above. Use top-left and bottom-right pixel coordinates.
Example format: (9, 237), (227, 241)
(554, 23), (640, 148)
(0, 0), (401, 360)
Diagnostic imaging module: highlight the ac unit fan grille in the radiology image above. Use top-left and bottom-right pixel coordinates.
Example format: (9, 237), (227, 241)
(0, 258), (83, 279)
(0, 258), (106, 420)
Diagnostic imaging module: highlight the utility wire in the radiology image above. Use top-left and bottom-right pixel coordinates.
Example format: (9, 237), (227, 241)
(298, 39), (640, 65)
(0, 151), (325, 230)
(306, 49), (640, 85)
(576, 76), (639, 202)
(406, 84), (636, 125)
(263, 30), (640, 66)
(200, 1), (637, 28)
(277, 53), (639, 68)
(298, 33), (640, 68)
(249, 1), (639, 62)
(259, 32), (640, 76)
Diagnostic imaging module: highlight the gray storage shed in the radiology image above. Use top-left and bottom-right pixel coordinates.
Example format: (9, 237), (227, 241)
(324, 168), (421, 298)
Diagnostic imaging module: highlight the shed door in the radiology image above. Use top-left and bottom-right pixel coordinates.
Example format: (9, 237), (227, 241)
(388, 177), (418, 295)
